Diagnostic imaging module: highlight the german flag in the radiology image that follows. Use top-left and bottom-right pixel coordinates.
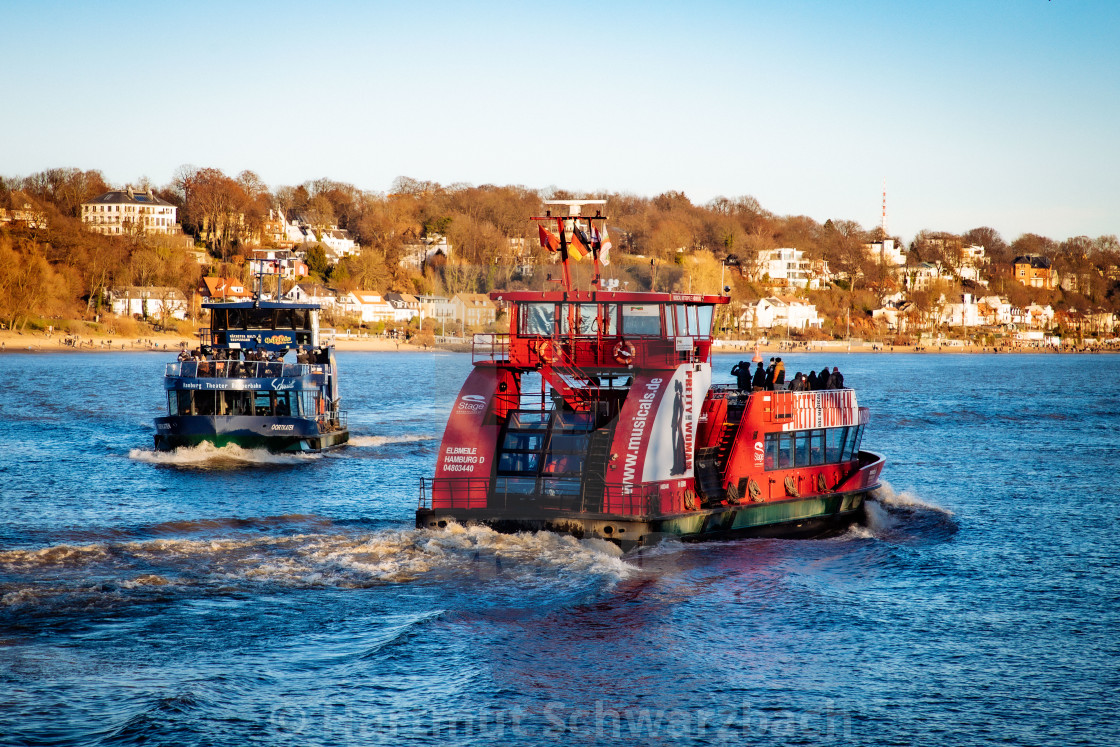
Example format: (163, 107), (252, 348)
(568, 225), (590, 261)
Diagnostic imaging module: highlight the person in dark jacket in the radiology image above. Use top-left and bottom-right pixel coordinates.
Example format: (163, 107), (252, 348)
(789, 372), (805, 391)
(817, 366), (831, 389)
(806, 370), (818, 390)
(730, 360), (751, 390)
(752, 362), (766, 390)
(828, 366), (844, 389)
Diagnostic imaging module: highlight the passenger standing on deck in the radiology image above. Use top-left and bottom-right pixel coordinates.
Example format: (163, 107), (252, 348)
(828, 366), (844, 389)
(773, 357), (786, 387)
(730, 360), (751, 390)
(806, 370), (818, 390)
(752, 362), (766, 390)
(817, 366), (830, 390)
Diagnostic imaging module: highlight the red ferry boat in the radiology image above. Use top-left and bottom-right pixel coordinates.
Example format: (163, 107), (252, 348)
(417, 201), (884, 548)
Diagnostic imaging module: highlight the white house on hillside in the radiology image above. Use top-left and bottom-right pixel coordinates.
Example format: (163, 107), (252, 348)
(284, 283), (338, 308)
(339, 291), (396, 324)
(739, 296), (822, 331)
(82, 187), (178, 236)
(754, 248), (815, 288)
(385, 292), (421, 323)
(106, 286), (188, 320)
(864, 238), (906, 267)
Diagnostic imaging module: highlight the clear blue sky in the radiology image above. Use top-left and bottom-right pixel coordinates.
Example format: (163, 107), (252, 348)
(2, 0), (1117, 244)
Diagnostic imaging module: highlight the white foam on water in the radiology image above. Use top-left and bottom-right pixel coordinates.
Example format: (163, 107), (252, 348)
(834, 480), (955, 542)
(871, 480), (954, 516)
(0, 524), (633, 603)
(128, 442), (320, 466)
(348, 435), (436, 447)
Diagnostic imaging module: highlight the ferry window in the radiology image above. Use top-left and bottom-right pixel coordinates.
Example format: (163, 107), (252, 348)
(809, 429), (825, 465)
(765, 432), (779, 470)
(521, 303), (555, 335)
(622, 304), (662, 336)
(498, 452), (540, 473)
(550, 433), (589, 453)
(540, 475), (581, 496)
(561, 304), (598, 335)
(552, 411), (593, 431)
(599, 304), (617, 335)
(292, 309), (310, 330)
(254, 391), (273, 416)
(503, 432), (544, 451)
(664, 307), (675, 337)
(195, 391), (216, 416)
(825, 427), (844, 463)
(510, 411), (549, 428)
(224, 391), (251, 416)
(543, 454), (584, 474)
(226, 308), (246, 329)
(697, 306), (714, 338)
(275, 392), (291, 417)
(495, 476), (536, 495)
(849, 425), (864, 460)
(778, 433), (793, 469)
(674, 305), (687, 336)
(795, 431), (810, 466)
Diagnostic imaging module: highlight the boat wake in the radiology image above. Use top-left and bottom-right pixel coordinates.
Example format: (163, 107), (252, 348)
(128, 443), (320, 467)
(848, 480), (958, 543)
(348, 434), (436, 447)
(0, 524), (631, 611)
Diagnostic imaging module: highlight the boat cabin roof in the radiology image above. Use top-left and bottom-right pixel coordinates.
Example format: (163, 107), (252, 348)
(491, 290), (729, 305)
(202, 300), (321, 311)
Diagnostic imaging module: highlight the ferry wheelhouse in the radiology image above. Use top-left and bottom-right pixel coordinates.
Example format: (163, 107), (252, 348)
(418, 201), (884, 547)
(154, 292), (348, 453)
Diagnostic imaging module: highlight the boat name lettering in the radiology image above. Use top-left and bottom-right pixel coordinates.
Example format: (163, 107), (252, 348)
(456, 394), (487, 413)
(684, 369), (694, 472)
(270, 424), (295, 431)
(446, 447), (477, 455)
(270, 378), (296, 391)
(623, 378), (662, 485)
(264, 334), (294, 345)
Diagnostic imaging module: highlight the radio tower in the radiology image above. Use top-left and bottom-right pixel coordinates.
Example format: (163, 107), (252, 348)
(880, 179), (888, 237)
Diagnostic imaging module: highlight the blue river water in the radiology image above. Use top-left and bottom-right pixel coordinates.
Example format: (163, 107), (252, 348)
(0, 351), (1118, 746)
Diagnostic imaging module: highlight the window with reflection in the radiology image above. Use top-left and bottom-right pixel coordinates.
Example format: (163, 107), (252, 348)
(622, 304), (662, 336)
(697, 306), (714, 338)
(520, 303), (556, 335)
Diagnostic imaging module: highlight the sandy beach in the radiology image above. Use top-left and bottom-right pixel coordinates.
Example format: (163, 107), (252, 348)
(0, 328), (1108, 355)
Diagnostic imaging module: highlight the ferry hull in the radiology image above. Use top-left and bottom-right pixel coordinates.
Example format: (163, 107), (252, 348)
(153, 416), (349, 453)
(417, 486), (874, 550)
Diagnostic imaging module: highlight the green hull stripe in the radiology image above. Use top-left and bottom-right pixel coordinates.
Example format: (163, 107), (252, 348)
(657, 494), (862, 537)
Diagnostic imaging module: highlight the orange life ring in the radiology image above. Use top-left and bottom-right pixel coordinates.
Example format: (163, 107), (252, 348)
(538, 340), (556, 365)
(612, 340), (636, 366)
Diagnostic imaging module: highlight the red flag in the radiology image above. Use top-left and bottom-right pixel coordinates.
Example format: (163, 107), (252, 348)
(538, 223), (560, 252)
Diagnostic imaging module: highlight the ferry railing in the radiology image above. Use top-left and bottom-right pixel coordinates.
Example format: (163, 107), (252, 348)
(472, 333), (510, 363)
(165, 361), (328, 379)
(418, 477), (660, 517)
(317, 411), (347, 432)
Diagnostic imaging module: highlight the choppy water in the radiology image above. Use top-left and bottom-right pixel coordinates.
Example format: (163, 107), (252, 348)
(1, 351), (1118, 746)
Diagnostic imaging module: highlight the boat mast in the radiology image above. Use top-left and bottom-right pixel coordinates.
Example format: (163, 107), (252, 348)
(536, 199), (608, 293)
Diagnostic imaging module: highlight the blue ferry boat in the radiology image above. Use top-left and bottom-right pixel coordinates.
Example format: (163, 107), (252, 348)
(154, 292), (349, 453)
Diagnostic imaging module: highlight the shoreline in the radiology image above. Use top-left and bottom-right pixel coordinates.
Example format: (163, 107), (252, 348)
(1, 329), (1114, 356)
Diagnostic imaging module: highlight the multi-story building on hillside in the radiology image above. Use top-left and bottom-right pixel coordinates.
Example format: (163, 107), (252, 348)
(81, 187), (178, 236)
(1013, 255), (1057, 290)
